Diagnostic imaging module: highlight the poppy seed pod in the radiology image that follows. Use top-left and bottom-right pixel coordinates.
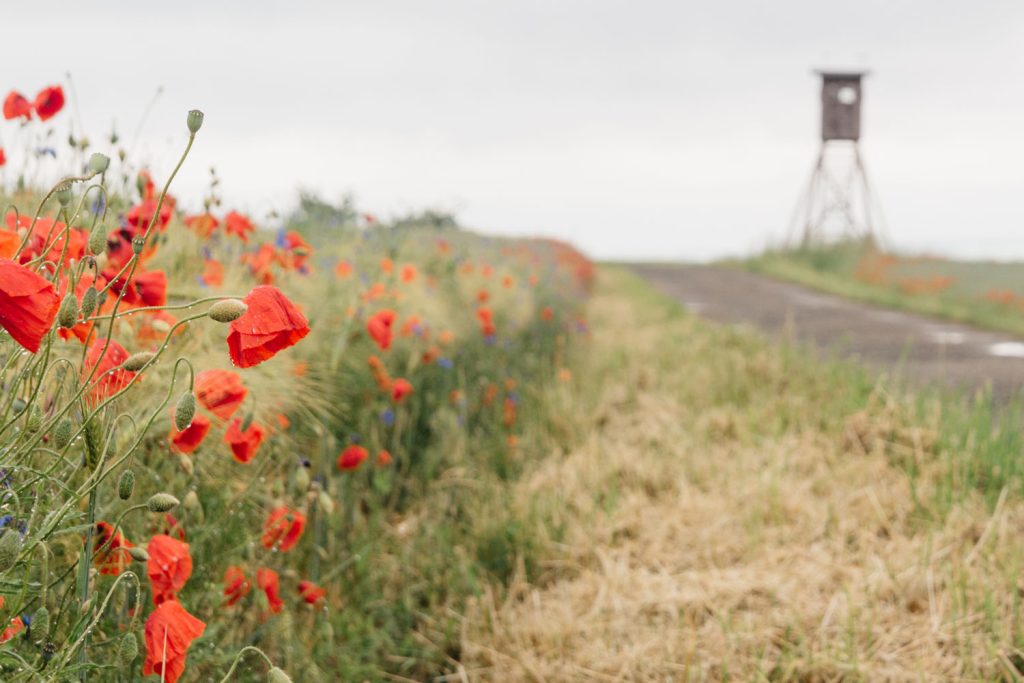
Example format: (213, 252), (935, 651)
(55, 182), (73, 207)
(127, 546), (149, 562)
(207, 299), (247, 323)
(87, 224), (107, 255)
(117, 632), (138, 666)
(53, 417), (73, 450)
(118, 469), (135, 500)
(25, 405), (42, 433)
(87, 152), (110, 174)
(174, 392), (196, 431)
(131, 236), (145, 255)
(80, 286), (99, 318)
(0, 530), (22, 573)
(268, 667), (293, 683)
(121, 352), (154, 372)
(147, 492), (180, 513)
(57, 293), (78, 328)
(187, 109), (204, 134)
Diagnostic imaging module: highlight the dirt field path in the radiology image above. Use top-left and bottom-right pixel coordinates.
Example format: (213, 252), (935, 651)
(633, 264), (1024, 402)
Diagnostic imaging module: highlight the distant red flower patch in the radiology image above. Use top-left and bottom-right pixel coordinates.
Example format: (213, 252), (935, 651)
(195, 368), (248, 420)
(391, 378), (413, 403)
(298, 580), (326, 605)
(93, 521), (134, 576)
(32, 85), (64, 121)
(257, 567), (283, 613)
(170, 413), (211, 454)
(260, 507), (306, 552)
(82, 338), (136, 402)
(226, 286), (310, 368)
(367, 309), (396, 351)
(223, 566), (251, 607)
(337, 444), (368, 471)
(224, 211), (255, 242)
(223, 418), (266, 463)
(0, 258), (60, 352)
(3, 91), (31, 120)
(143, 600), (205, 683)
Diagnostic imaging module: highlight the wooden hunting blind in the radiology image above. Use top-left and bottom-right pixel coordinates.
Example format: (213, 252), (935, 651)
(789, 69), (885, 246)
(819, 71), (863, 141)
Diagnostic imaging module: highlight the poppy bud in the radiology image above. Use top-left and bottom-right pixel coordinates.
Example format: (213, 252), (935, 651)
(117, 632), (138, 665)
(294, 467), (310, 493)
(146, 492), (180, 513)
(87, 224), (106, 255)
(58, 293), (78, 328)
(174, 392), (196, 431)
(121, 352), (154, 372)
(32, 606), (49, 643)
(207, 298), (247, 323)
(179, 454), (195, 477)
(87, 153), (110, 174)
(80, 286), (99, 317)
(84, 417), (104, 469)
(187, 109), (204, 134)
(53, 417), (73, 449)
(127, 546), (149, 562)
(268, 667), (293, 683)
(0, 530), (22, 573)
(118, 469), (135, 500)
(317, 491), (334, 515)
(55, 182), (73, 207)
(183, 490), (201, 513)
(241, 410), (254, 432)
(131, 236), (145, 255)
(25, 405), (42, 433)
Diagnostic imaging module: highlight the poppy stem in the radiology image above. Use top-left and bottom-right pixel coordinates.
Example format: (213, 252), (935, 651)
(217, 645), (275, 682)
(75, 485), (98, 681)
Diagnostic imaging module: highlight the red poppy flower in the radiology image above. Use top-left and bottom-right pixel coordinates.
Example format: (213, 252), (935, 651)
(33, 85), (64, 122)
(476, 307), (496, 337)
(0, 148), (5, 167)
(105, 268), (167, 307)
(126, 199), (172, 234)
(391, 378), (413, 403)
(194, 368), (248, 420)
(169, 413), (211, 454)
(337, 444), (368, 471)
(184, 213), (219, 238)
(298, 580), (326, 605)
(82, 338), (136, 402)
(223, 566), (251, 607)
(226, 286), (310, 368)
(256, 568), (283, 614)
(147, 535), (193, 605)
(376, 449), (393, 466)
(143, 599), (206, 683)
(366, 309), (396, 351)
(135, 309), (182, 343)
(260, 507), (306, 552)
(334, 260), (352, 278)
(367, 355), (392, 390)
(0, 617), (24, 644)
(400, 264), (417, 283)
(2, 91), (31, 120)
(3, 214), (88, 267)
(224, 211), (255, 242)
(0, 229), (17, 259)
(379, 257), (393, 274)
(93, 521), (134, 576)
(201, 258), (223, 287)
(0, 258), (60, 352)
(223, 418), (266, 463)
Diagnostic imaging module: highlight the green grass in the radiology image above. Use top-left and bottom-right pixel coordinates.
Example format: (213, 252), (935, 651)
(739, 240), (1024, 337)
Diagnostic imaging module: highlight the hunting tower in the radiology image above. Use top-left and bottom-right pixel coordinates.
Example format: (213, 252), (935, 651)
(790, 70), (885, 246)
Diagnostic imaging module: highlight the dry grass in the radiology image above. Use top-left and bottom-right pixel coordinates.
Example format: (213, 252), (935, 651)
(460, 268), (1024, 682)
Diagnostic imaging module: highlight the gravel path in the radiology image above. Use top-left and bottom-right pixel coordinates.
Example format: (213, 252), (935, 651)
(632, 264), (1024, 402)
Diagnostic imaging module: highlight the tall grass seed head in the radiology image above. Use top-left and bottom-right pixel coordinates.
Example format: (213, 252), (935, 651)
(84, 417), (104, 469)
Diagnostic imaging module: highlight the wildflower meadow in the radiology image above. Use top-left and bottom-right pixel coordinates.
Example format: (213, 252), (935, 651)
(0, 85), (593, 681)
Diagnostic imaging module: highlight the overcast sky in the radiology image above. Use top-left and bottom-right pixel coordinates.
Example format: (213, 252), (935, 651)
(5, 1), (1024, 261)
